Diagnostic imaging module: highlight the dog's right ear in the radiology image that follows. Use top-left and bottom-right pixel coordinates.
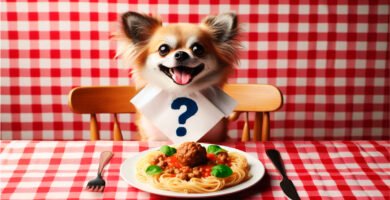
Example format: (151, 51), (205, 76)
(121, 12), (162, 44)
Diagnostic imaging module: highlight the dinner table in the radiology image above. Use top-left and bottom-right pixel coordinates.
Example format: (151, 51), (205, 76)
(1, 140), (389, 200)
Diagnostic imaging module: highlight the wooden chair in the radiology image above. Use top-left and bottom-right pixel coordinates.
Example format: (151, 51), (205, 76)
(68, 84), (283, 141)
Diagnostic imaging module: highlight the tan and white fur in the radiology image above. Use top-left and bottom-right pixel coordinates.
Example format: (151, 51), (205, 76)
(114, 12), (240, 142)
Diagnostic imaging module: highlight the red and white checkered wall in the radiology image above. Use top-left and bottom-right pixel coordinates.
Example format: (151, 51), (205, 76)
(1, 1), (389, 140)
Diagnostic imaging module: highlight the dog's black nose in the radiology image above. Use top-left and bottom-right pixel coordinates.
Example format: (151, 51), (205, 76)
(174, 51), (190, 62)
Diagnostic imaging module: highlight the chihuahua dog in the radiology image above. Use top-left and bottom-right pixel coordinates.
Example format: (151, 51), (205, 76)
(114, 12), (239, 142)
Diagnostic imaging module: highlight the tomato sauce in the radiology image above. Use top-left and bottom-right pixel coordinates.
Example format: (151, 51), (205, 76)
(166, 155), (182, 168)
(162, 154), (231, 178)
(199, 165), (213, 177)
(206, 153), (216, 161)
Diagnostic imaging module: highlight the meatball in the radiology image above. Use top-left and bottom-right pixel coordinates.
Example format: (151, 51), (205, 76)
(151, 154), (168, 169)
(152, 154), (166, 165)
(216, 151), (229, 164)
(176, 142), (207, 167)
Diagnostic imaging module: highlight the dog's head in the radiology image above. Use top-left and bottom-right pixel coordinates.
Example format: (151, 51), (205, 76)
(115, 12), (240, 93)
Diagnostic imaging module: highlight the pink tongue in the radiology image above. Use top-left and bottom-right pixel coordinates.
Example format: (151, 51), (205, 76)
(172, 69), (191, 85)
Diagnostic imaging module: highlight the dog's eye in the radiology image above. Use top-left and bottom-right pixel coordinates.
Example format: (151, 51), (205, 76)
(158, 44), (170, 57)
(191, 43), (205, 57)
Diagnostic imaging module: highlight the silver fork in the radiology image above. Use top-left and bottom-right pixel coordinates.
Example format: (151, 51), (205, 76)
(86, 151), (114, 192)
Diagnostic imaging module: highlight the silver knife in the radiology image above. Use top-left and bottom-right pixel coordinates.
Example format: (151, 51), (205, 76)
(266, 149), (300, 200)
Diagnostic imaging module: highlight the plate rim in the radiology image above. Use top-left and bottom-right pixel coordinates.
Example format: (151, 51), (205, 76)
(120, 143), (265, 198)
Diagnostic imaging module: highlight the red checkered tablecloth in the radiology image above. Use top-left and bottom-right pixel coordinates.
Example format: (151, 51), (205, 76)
(1, 1), (389, 140)
(1, 140), (389, 199)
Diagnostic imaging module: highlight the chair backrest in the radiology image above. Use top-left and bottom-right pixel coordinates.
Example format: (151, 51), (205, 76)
(68, 84), (283, 141)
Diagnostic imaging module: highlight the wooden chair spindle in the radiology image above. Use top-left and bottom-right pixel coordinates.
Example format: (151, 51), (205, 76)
(90, 113), (99, 140)
(113, 114), (123, 141)
(241, 112), (250, 142)
(253, 112), (263, 141)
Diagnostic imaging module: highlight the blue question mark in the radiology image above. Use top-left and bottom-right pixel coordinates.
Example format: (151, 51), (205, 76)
(171, 97), (198, 137)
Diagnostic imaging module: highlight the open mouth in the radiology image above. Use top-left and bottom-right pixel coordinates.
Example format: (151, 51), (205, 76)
(159, 64), (205, 85)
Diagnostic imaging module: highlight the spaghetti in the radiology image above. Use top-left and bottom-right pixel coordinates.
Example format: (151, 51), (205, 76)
(136, 142), (250, 193)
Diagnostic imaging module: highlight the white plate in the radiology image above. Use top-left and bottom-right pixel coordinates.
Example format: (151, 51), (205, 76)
(120, 143), (265, 198)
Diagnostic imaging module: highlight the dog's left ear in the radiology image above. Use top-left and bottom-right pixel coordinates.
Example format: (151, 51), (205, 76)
(201, 13), (238, 42)
(121, 12), (162, 44)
